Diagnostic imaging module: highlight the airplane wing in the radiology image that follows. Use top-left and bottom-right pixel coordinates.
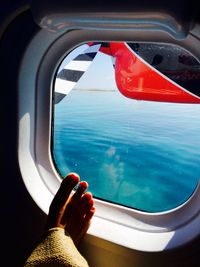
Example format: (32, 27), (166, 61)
(110, 42), (200, 103)
(54, 41), (200, 104)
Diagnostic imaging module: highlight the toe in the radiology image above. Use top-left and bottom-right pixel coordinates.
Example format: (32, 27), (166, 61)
(85, 206), (96, 221)
(46, 173), (80, 228)
(72, 181), (88, 200)
(51, 173), (80, 211)
(79, 192), (94, 217)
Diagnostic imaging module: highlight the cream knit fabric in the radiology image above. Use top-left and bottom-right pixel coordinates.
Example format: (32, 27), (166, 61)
(24, 227), (89, 267)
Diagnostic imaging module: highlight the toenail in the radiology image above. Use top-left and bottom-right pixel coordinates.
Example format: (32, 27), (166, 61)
(67, 172), (80, 180)
(79, 181), (88, 188)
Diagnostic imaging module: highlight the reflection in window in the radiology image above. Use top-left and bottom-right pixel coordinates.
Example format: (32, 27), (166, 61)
(52, 42), (200, 212)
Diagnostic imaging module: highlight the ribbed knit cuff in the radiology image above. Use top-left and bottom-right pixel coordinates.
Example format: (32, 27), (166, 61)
(24, 227), (89, 267)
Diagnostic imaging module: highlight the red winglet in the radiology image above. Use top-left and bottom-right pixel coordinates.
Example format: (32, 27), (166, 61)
(110, 42), (200, 104)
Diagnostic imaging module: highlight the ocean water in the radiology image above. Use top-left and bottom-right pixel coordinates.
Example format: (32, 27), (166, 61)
(53, 90), (200, 212)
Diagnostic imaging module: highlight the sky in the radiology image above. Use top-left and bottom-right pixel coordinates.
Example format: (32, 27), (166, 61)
(55, 44), (118, 94)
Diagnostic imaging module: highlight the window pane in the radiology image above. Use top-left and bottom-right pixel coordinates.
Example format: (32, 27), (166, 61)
(52, 42), (200, 212)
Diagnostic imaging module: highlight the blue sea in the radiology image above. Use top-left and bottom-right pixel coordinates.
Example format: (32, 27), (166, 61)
(53, 90), (200, 213)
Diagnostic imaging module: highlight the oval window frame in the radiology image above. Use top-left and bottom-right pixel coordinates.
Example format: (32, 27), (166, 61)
(18, 21), (200, 251)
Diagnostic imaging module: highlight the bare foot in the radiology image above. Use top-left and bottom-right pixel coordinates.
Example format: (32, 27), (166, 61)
(46, 173), (95, 245)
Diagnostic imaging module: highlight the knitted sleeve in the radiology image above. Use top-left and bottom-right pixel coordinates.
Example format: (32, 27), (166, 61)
(24, 227), (89, 267)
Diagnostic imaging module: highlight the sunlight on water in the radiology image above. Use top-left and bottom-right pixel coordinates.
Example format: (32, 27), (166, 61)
(53, 90), (200, 212)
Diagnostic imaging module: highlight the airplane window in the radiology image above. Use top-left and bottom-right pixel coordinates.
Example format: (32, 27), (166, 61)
(52, 42), (200, 213)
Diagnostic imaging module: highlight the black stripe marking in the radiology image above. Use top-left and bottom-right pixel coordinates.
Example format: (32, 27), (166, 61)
(74, 53), (97, 61)
(57, 69), (84, 82)
(54, 92), (66, 104)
